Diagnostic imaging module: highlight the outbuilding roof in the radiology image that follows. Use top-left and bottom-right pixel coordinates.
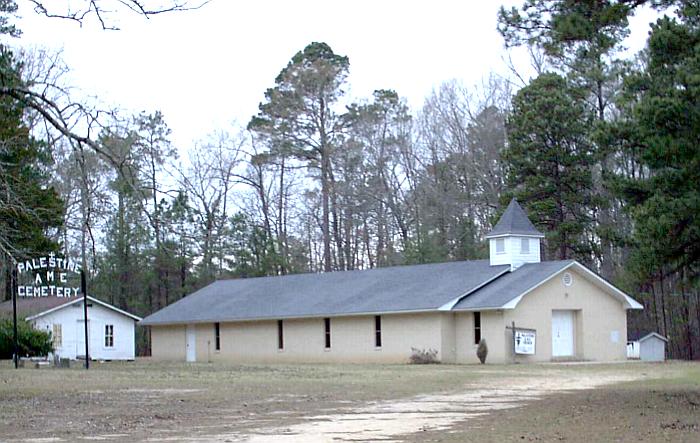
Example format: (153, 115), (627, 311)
(485, 199), (545, 238)
(0, 296), (74, 319)
(628, 331), (668, 342)
(0, 296), (142, 322)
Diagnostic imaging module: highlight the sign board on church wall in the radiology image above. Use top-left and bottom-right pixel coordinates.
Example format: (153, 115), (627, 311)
(514, 329), (536, 355)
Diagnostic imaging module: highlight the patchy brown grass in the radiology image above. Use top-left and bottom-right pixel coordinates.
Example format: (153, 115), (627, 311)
(0, 359), (697, 442)
(403, 362), (700, 443)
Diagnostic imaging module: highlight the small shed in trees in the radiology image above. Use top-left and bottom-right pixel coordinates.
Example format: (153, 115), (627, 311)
(0, 296), (141, 361)
(628, 332), (667, 362)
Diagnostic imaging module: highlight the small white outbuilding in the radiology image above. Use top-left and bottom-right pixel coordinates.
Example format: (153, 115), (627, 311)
(1, 296), (141, 361)
(627, 332), (667, 362)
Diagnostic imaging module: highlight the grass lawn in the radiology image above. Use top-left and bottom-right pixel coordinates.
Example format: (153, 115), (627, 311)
(0, 359), (698, 442)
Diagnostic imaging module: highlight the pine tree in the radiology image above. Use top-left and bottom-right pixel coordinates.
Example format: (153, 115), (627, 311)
(503, 73), (597, 261)
(612, 3), (700, 358)
(498, 0), (643, 276)
(617, 5), (700, 278)
(248, 42), (350, 272)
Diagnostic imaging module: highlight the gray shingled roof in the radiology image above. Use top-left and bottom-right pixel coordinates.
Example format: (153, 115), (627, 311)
(140, 260), (509, 325)
(453, 260), (574, 310)
(486, 199), (544, 238)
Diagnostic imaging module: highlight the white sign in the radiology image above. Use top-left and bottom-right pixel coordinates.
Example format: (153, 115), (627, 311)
(514, 329), (536, 355)
(16, 252), (81, 298)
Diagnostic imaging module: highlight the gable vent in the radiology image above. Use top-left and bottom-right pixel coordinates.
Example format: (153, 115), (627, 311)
(562, 272), (573, 287)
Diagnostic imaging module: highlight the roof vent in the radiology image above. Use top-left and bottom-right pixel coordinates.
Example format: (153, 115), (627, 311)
(562, 272), (573, 287)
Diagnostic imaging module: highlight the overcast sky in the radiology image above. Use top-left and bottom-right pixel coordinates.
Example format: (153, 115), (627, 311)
(13, 1), (659, 151)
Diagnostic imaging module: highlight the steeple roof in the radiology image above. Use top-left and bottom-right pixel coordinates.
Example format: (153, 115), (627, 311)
(485, 199), (544, 239)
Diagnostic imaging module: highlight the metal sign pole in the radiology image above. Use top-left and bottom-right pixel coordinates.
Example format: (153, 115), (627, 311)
(12, 268), (18, 369)
(81, 270), (89, 370)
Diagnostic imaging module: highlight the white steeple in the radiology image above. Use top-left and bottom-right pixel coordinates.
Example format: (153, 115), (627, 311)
(485, 199), (545, 270)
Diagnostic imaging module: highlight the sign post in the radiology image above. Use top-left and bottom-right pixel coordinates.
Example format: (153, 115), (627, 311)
(11, 268), (18, 369)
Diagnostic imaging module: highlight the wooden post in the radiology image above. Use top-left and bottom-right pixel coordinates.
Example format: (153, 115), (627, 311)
(511, 321), (516, 363)
(12, 268), (18, 369)
(505, 321), (517, 363)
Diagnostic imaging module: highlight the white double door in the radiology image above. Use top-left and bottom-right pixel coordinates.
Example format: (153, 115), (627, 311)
(552, 310), (574, 357)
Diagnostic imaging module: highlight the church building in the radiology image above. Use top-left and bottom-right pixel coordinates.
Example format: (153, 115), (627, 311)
(141, 200), (642, 364)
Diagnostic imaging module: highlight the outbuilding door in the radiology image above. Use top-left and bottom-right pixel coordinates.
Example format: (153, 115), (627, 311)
(186, 324), (196, 362)
(552, 310), (574, 357)
(76, 319), (90, 360)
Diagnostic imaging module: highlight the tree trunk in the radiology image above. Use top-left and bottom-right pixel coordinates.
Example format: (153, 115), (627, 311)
(321, 147), (332, 272)
(277, 157), (287, 275)
(659, 272), (668, 340)
(650, 282), (659, 334)
(329, 170), (345, 270)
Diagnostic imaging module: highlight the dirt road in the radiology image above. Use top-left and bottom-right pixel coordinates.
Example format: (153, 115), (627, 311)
(156, 370), (640, 442)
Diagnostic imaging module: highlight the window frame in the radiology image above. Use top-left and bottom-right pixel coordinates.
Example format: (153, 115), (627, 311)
(520, 237), (530, 254)
(495, 238), (505, 254)
(52, 323), (62, 348)
(277, 320), (284, 350)
(324, 318), (331, 349)
(214, 322), (221, 351)
(374, 315), (382, 348)
(474, 312), (481, 345)
(104, 324), (114, 348)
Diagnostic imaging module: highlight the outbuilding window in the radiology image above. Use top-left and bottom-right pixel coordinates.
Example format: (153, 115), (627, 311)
(52, 324), (62, 348)
(324, 318), (331, 349)
(104, 324), (114, 348)
(496, 238), (505, 254)
(474, 312), (481, 345)
(278, 320), (284, 350)
(214, 322), (220, 351)
(375, 315), (382, 348)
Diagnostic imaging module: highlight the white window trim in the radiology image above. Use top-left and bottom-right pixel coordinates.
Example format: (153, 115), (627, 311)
(520, 238), (530, 254)
(52, 324), (62, 348)
(104, 324), (114, 348)
(495, 238), (506, 254)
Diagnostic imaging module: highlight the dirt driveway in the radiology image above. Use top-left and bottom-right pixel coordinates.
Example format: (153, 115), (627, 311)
(0, 361), (697, 442)
(225, 370), (640, 443)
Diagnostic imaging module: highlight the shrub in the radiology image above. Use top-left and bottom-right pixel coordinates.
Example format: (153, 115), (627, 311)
(0, 319), (54, 359)
(476, 338), (488, 364)
(409, 347), (439, 364)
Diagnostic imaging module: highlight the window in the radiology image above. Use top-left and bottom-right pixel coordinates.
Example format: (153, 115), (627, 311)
(214, 322), (220, 351)
(521, 238), (530, 254)
(52, 324), (62, 348)
(474, 312), (481, 345)
(277, 320), (284, 350)
(104, 324), (114, 348)
(496, 238), (505, 254)
(375, 315), (382, 348)
(324, 318), (331, 349)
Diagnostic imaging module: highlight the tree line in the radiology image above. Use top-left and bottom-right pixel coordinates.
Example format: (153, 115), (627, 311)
(0, 0), (698, 358)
